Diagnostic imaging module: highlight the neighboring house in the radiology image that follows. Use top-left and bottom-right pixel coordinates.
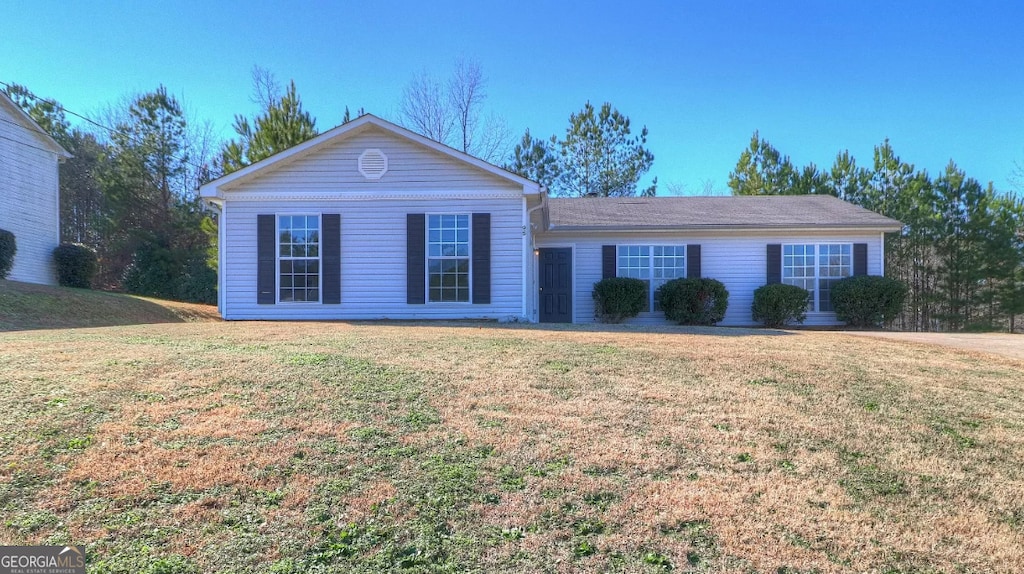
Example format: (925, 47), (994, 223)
(0, 91), (70, 285)
(199, 114), (902, 326)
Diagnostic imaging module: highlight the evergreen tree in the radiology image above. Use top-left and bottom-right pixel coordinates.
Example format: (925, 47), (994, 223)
(508, 102), (656, 196)
(827, 150), (871, 202)
(727, 132), (799, 195)
(220, 79), (318, 174)
(504, 129), (560, 188)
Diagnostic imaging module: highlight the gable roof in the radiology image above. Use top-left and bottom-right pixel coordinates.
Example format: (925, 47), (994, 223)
(0, 91), (71, 159)
(200, 114), (540, 198)
(546, 195), (903, 232)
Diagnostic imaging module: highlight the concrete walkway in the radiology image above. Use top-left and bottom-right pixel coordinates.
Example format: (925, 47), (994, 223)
(844, 331), (1024, 361)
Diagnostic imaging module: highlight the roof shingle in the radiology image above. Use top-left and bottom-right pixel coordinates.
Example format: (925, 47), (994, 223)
(546, 195), (903, 231)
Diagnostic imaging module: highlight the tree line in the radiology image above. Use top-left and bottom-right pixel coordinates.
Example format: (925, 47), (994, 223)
(7, 63), (1021, 332)
(729, 132), (1024, 332)
(3, 69), (320, 303)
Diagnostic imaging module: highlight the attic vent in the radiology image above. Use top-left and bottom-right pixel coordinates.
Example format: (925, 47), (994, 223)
(358, 148), (388, 180)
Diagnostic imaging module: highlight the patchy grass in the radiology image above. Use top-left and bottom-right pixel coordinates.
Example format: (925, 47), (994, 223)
(0, 321), (1022, 572)
(0, 280), (219, 331)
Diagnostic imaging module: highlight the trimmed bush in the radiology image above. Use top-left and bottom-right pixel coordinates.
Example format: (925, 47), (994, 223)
(53, 243), (98, 288)
(830, 275), (907, 328)
(0, 228), (15, 279)
(752, 283), (809, 328)
(593, 277), (647, 323)
(656, 277), (729, 325)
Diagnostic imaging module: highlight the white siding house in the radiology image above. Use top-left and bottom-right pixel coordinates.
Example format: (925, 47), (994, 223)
(201, 115), (902, 326)
(533, 196), (901, 326)
(200, 115), (542, 321)
(0, 92), (69, 285)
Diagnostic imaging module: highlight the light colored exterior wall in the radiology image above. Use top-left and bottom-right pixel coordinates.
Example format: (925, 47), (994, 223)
(218, 127), (528, 321)
(535, 229), (885, 326)
(221, 125), (514, 194)
(0, 101), (60, 285)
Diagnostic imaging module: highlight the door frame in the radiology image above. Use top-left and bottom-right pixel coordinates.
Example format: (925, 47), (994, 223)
(537, 245), (575, 323)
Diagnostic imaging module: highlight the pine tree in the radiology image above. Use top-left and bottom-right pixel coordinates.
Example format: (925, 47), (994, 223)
(220, 79), (318, 174)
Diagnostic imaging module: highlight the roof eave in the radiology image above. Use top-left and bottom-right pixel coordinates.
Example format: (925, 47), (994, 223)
(545, 223), (905, 233)
(0, 93), (71, 159)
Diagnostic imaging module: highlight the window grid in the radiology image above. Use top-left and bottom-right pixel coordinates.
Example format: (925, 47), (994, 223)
(278, 215), (320, 303)
(818, 244), (852, 312)
(617, 245), (686, 312)
(782, 243), (852, 312)
(428, 214), (470, 302)
(652, 246), (687, 311)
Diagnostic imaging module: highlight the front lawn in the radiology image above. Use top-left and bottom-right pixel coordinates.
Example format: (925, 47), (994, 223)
(0, 322), (1021, 572)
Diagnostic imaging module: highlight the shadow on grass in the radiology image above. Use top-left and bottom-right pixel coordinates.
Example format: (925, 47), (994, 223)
(0, 280), (220, 332)
(340, 320), (795, 337)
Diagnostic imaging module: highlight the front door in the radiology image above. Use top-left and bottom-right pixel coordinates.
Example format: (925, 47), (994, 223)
(539, 248), (572, 323)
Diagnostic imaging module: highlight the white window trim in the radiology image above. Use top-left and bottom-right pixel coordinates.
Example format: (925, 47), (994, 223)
(276, 213), (323, 305)
(426, 212), (473, 305)
(782, 242), (853, 313)
(616, 244), (688, 313)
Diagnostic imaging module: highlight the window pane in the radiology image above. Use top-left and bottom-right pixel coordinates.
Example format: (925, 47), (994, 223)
(782, 245), (816, 311)
(277, 215), (321, 303)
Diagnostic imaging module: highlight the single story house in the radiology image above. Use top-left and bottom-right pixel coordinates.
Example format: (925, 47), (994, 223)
(199, 114), (902, 326)
(0, 91), (70, 285)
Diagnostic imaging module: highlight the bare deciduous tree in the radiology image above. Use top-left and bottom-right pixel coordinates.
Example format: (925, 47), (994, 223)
(398, 59), (510, 162)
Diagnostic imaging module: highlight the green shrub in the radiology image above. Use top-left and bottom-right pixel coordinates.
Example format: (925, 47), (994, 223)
(656, 278), (729, 325)
(592, 277), (647, 323)
(53, 243), (97, 288)
(0, 229), (15, 279)
(752, 283), (809, 328)
(830, 275), (907, 328)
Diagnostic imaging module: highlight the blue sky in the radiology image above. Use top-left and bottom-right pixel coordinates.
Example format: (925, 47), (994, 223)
(3, 1), (1022, 195)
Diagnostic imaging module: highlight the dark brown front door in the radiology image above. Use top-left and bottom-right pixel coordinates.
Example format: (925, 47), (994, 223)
(539, 248), (572, 323)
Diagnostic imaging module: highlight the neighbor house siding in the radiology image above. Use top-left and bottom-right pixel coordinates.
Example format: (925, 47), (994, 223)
(536, 230), (883, 326)
(221, 197), (525, 320)
(0, 101), (60, 285)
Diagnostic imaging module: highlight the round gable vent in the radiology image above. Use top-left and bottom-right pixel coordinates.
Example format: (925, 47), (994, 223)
(358, 148), (388, 180)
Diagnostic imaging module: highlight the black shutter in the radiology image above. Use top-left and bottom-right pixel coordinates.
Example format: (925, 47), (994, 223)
(322, 214), (341, 304)
(602, 245), (617, 279)
(472, 213), (491, 304)
(407, 214), (426, 304)
(257, 214), (276, 304)
(687, 244), (701, 278)
(766, 244), (782, 285)
(853, 243), (868, 276)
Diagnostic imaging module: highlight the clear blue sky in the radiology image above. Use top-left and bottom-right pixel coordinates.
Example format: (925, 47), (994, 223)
(3, 1), (1022, 195)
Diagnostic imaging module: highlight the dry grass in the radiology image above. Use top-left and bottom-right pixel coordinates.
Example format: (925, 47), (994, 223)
(0, 321), (1021, 573)
(0, 279), (220, 331)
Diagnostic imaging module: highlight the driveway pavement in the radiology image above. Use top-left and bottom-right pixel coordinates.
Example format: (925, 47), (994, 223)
(844, 331), (1024, 361)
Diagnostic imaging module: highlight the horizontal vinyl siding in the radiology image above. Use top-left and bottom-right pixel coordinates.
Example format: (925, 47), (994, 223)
(536, 231), (883, 327)
(0, 104), (60, 285)
(222, 125), (514, 193)
(222, 198), (524, 320)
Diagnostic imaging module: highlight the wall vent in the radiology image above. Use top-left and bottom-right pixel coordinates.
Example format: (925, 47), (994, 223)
(358, 148), (388, 180)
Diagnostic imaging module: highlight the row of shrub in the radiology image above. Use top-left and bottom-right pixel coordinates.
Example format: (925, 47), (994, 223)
(593, 275), (906, 328)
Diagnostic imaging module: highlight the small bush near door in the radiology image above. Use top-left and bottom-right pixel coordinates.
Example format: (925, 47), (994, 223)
(53, 243), (98, 288)
(830, 275), (907, 328)
(0, 229), (15, 279)
(656, 278), (729, 325)
(593, 277), (647, 323)
(752, 283), (809, 328)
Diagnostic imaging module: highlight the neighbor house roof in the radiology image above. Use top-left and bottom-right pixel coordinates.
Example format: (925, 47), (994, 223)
(200, 113), (540, 199)
(546, 195), (903, 232)
(0, 91), (71, 159)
